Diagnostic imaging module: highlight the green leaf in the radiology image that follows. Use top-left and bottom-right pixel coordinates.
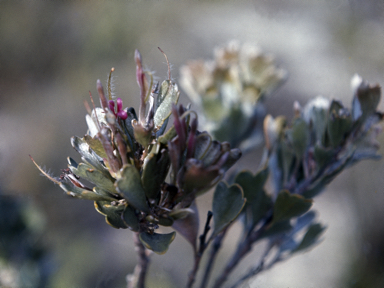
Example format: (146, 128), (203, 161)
(115, 165), (149, 213)
(261, 220), (293, 239)
(84, 135), (108, 160)
(139, 231), (176, 255)
(293, 223), (326, 253)
(235, 167), (272, 228)
(154, 80), (180, 128)
(122, 205), (140, 232)
(212, 182), (246, 236)
(286, 118), (309, 160)
(313, 144), (335, 170)
(272, 190), (313, 223)
(69, 162), (117, 194)
(326, 102), (352, 148)
(71, 136), (109, 174)
(94, 201), (128, 229)
(60, 182), (116, 202)
(141, 150), (170, 199)
(158, 125), (177, 145)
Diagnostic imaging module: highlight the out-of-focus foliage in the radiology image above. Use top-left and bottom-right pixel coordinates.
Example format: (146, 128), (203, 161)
(180, 41), (287, 151)
(0, 188), (52, 288)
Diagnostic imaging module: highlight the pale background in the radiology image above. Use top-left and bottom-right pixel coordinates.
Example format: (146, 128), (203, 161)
(1, 1), (384, 287)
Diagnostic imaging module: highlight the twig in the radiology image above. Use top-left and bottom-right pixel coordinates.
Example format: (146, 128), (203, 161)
(229, 241), (274, 288)
(186, 211), (213, 288)
(127, 232), (150, 288)
(212, 223), (268, 288)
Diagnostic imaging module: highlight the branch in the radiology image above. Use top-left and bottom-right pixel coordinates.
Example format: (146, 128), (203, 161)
(212, 223), (268, 288)
(199, 228), (228, 288)
(127, 232), (150, 288)
(186, 211), (213, 288)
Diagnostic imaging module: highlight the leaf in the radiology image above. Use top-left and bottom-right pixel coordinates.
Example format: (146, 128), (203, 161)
(272, 190), (313, 224)
(261, 220), (292, 239)
(94, 201), (128, 229)
(69, 162), (117, 194)
(212, 182), (246, 236)
(158, 125), (177, 145)
(141, 150), (170, 199)
(115, 165), (149, 213)
(60, 182), (116, 202)
(326, 104), (352, 148)
(84, 135), (108, 160)
(123, 205), (140, 232)
(293, 223), (326, 253)
(234, 167), (272, 228)
(139, 231), (176, 255)
(286, 118), (309, 160)
(172, 201), (199, 249)
(71, 136), (109, 174)
(154, 80), (180, 128)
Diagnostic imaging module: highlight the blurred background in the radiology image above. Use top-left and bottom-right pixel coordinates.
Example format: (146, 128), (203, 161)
(1, 0), (384, 287)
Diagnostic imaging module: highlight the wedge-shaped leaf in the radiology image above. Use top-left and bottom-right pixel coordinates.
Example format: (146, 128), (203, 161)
(60, 182), (116, 202)
(327, 109), (352, 148)
(235, 167), (272, 228)
(71, 136), (108, 174)
(141, 150), (170, 199)
(261, 220), (292, 239)
(116, 165), (149, 213)
(69, 162), (116, 194)
(154, 80), (180, 128)
(293, 223), (326, 253)
(94, 201), (128, 229)
(139, 231), (176, 255)
(123, 205), (140, 232)
(172, 202), (199, 249)
(84, 135), (108, 160)
(272, 190), (313, 224)
(286, 118), (309, 160)
(212, 182), (246, 236)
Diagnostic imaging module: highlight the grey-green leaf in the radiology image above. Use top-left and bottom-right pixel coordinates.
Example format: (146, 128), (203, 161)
(139, 231), (176, 255)
(272, 190), (313, 223)
(234, 167), (272, 228)
(94, 201), (128, 229)
(141, 150), (170, 199)
(212, 182), (246, 236)
(116, 165), (149, 213)
(154, 80), (180, 128)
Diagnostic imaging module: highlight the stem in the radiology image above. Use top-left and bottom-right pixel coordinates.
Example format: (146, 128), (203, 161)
(199, 228), (227, 288)
(186, 211), (213, 288)
(212, 224), (267, 288)
(229, 242), (274, 288)
(127, 232), (150, 288)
